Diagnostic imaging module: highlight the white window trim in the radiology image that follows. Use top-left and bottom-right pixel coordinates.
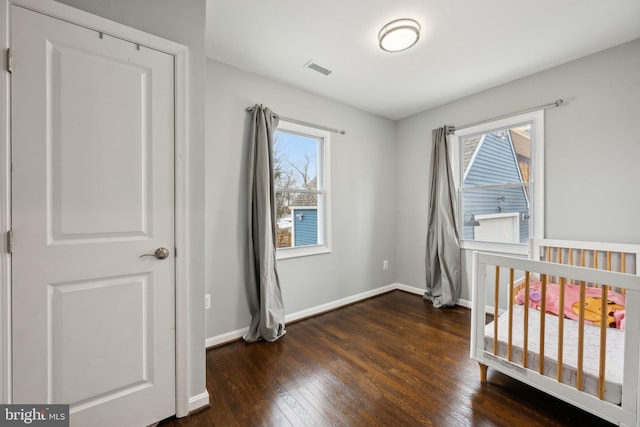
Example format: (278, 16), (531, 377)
(452, 110), (544, 255)
(275, 120), (331, 260)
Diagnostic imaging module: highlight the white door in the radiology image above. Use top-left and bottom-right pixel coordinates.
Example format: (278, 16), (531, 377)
(11, 5), (176, 426)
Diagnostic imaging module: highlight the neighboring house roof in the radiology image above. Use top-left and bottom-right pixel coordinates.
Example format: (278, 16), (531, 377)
(289, 177), (318, 208)
(509, 127), (531, 162)
(289, 193), (317, 208)
(462, 134), (483, 174)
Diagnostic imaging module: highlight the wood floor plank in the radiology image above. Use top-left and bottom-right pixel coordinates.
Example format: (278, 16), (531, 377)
(161, 291), (614, 427)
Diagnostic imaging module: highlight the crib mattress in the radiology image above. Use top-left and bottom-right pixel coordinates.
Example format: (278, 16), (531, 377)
(484, 305), (624, 405)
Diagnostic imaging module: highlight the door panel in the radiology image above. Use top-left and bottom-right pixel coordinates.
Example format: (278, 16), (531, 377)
(50, 275), (151, 405)
(11, 5), (175, 426)
(50, 42), (152, 241)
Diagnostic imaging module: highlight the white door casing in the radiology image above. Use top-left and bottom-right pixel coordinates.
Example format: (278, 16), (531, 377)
(4, 0), (193, 423)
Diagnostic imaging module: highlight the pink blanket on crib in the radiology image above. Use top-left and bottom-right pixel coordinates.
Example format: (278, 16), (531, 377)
(515, 281), (626, 329)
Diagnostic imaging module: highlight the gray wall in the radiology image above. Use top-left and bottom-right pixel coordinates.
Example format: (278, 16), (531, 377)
(55, 0), (207, 402)
(206, 59), (396, 338)
(396, 38), (640, 301)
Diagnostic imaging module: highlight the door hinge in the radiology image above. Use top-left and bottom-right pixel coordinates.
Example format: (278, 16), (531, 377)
(6, 229), (13, 254)
(6, 48), (12, 73)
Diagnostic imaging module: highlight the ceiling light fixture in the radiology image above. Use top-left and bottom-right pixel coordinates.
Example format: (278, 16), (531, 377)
(378, 18), (421, 53)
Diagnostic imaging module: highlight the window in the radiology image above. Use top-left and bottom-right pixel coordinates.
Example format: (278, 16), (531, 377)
(274, 120), (330, 259)
(452, 111), (544, 255)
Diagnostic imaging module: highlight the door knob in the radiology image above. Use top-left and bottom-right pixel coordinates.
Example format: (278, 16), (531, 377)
(139, 247), (170, 260)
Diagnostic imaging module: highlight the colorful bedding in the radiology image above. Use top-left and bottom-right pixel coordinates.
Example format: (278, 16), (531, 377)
(515, 281), (626, 329)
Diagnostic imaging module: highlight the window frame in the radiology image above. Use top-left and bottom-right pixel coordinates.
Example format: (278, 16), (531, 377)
(274, 120), (331, 260)
(451, 110), (544, 255)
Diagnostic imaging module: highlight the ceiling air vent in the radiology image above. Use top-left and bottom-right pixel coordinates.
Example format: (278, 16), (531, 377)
(304, 60), (332, 76)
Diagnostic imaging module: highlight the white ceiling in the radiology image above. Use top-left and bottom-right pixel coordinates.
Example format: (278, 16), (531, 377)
(206, 0), (640, 120)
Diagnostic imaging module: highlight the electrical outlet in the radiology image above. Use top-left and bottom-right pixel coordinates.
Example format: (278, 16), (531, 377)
(204, 293), (211, 310)
(383, 260), (389, 270)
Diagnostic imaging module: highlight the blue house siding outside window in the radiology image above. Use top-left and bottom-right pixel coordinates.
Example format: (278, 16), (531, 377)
(292, 208), (318, 246)
(462, 131), (529, 243)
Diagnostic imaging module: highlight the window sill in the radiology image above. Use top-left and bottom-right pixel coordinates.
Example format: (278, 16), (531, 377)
(460, 240), (529, 256)
(276, 245), (331, 260)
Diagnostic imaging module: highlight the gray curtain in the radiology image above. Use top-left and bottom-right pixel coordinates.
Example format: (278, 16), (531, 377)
(424, 126), (461, 308)
(244, 105), (286, 342)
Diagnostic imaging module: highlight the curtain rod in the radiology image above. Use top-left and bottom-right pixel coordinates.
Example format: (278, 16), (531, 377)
(447, 99), (564, 134)
(246, 107), (346, 135)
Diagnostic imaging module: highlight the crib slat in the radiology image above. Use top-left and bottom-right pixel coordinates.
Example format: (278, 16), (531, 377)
(557, 277), (565, 382)
(508, 268), (514, 361)
(569, 248), (574, 284)
(556, 248), (562, 283)
(539, 274), (547, 375)
(598, 285), (609, 400)
(622, 253), (627, 295)
(606, 251), (614, 292)
(594, 250), (599, 288)
(577, 279), (586, 391)
(494, 266), (500, 355)
(523, 271), (530, 368)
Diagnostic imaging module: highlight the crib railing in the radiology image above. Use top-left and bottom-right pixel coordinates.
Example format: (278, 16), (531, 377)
(531, 238), (639, 287)
(493, 265), (619, 399)
(529, 240), (640, 399)
(471, 248), (640, 425)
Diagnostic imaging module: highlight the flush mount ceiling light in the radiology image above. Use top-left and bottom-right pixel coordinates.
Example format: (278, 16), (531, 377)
(378, 18), (421, 52)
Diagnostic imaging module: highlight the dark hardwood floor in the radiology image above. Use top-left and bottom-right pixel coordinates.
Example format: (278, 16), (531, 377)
(161, 290), (614, 426)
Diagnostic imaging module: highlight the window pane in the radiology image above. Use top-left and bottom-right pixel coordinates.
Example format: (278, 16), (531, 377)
(461, 186), (529, 245)
(276, 191), (320, 249)
(455, 110), (542, 253)
(274, 130), (320, 191)
(462, 124), (531, 187)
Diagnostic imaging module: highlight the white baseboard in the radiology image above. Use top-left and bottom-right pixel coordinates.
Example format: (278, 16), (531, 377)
(188, 390), (210, 412)
(205, 283), (472, 349)
(398, 285), (474, 310)
(285, 284), (397, 323)
(395, 283), (426, 295)
(456, 298), (471, 309)
(205, 285), (397, 349)
(395, 283), (473, 311)
(205, 327), (249, 348)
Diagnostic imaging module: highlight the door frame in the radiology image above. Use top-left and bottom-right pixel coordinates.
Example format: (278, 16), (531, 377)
(0, 0), (192, 417)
